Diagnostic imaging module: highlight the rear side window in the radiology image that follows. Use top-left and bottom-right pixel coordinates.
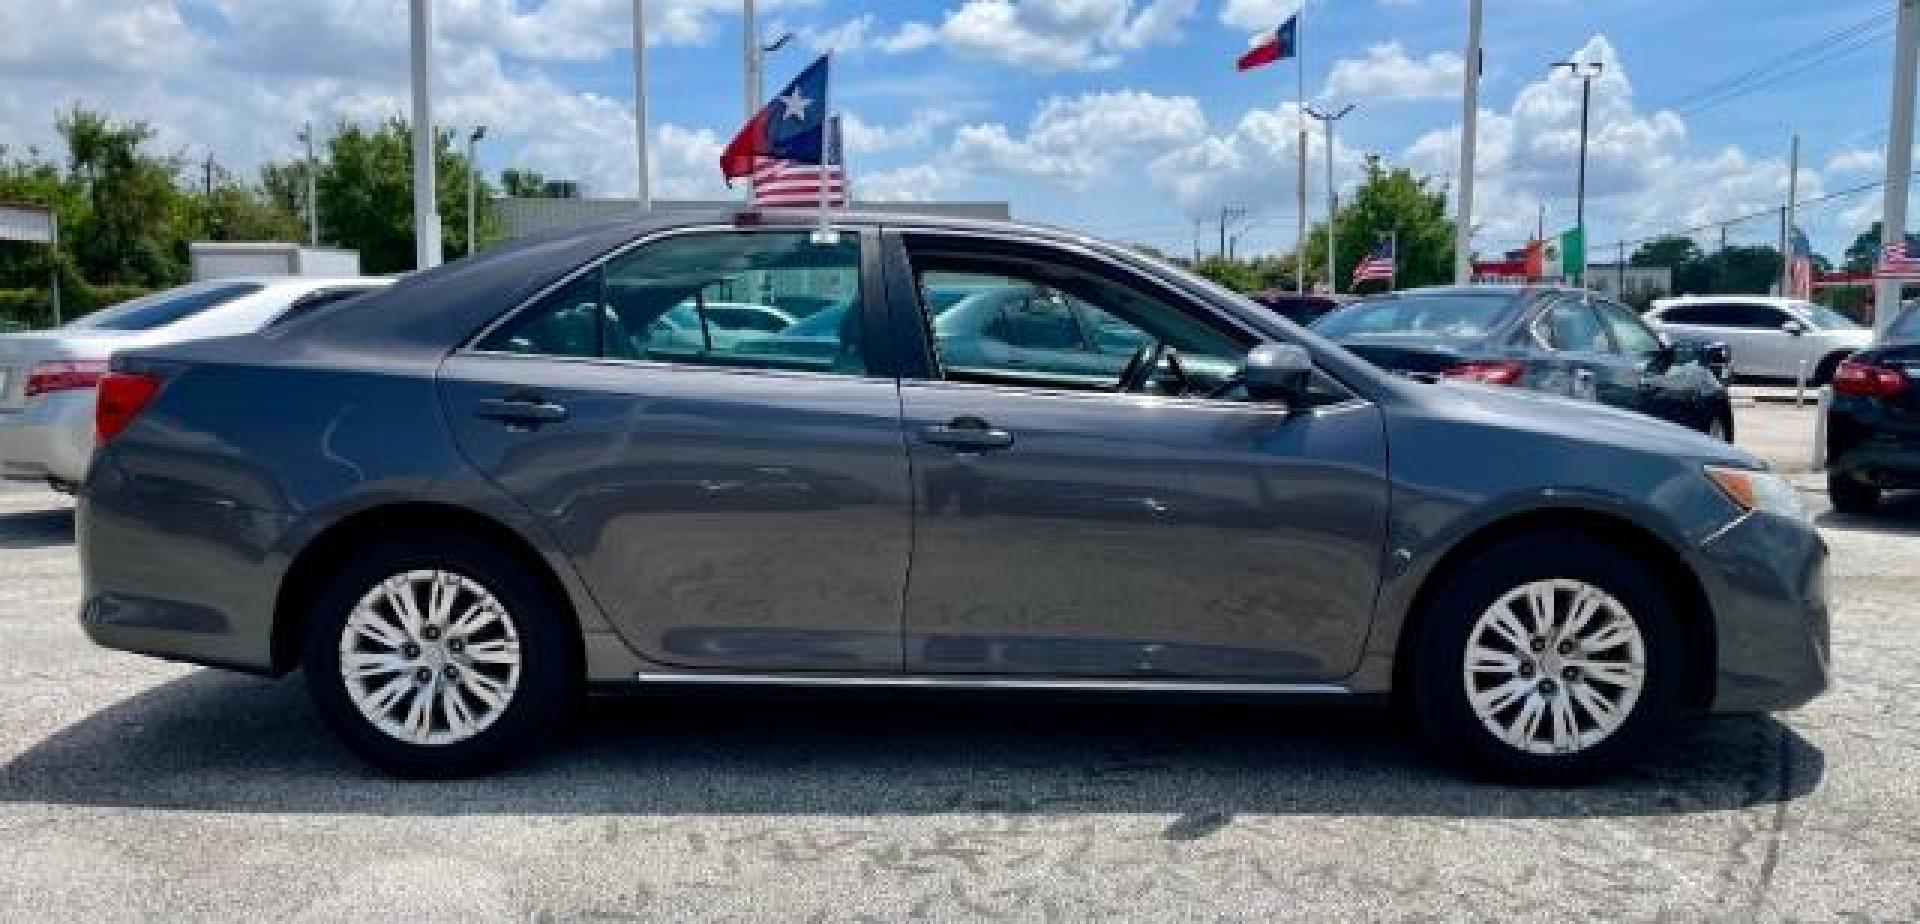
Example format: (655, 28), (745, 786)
(1535, 299), (1613, 353)
(1314, 293), (1520, 341)
(67, 283), (263, 331)
(1890, 308), (1920, 341)
(478, 231), (868, 376)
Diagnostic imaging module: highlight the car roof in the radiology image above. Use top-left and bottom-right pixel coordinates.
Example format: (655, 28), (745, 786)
(1651, 294), (1805, 307)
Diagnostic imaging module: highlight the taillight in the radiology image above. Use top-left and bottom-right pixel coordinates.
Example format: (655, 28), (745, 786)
(1442, 359), (1526, 386)
(1832, 359), (1908, 399)
(23, 360), (108, 398)
(95, 372), (163, 443)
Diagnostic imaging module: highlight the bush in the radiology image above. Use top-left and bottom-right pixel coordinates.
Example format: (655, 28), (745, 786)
(0, 283), (153, 330)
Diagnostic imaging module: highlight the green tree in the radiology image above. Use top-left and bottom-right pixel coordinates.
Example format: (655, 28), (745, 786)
(57, 108), (195, 286)
(1297, 156), (1454, 293)
(1190, 256), (1263, 291)
(1843, 222), (1920, 273)
(317, 118), (495, 273)
(500, 167), (549, 198)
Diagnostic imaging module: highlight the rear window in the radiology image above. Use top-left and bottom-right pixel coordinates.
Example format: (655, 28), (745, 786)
(1312, 293), (1521, 342)
(67, 283), (263, 332)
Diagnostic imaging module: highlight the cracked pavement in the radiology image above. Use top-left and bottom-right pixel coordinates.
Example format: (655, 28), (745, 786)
(1, 403), (1916, 920)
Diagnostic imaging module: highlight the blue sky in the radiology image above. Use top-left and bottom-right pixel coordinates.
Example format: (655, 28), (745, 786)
(0, 1), (1906, 261)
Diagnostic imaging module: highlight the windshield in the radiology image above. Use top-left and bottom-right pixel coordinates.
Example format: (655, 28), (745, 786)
(66, 282), (263, 332)
(1889, 307), (1920, 342)
(1312, 293), (1522, 342)
(1799, 303), (1862, 330)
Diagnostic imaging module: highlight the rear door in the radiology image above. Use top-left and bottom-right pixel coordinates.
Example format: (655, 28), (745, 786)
(440, 226), (912, 672)
(1532, 295), (1621, 402)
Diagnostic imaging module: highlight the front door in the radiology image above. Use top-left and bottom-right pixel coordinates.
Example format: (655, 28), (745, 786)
(440, 227), (911, 671)
(886, 232), (1391, 681)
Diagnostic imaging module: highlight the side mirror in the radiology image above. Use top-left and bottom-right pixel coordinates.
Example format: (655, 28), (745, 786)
(1243, 343), (1314, 404)
(1781, 319), (1808, 336)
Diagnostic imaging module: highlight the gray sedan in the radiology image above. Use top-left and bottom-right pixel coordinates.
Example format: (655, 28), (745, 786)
(78, 212), (1827, 782)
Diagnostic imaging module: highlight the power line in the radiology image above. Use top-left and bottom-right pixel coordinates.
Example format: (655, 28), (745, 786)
(1657, 11), (1893, 118)
(1605, 175), (1907, 253)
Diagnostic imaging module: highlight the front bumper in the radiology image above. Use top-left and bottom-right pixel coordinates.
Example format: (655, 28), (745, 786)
(1696, 511), (1830, 713)
(0, 390), (95, 485)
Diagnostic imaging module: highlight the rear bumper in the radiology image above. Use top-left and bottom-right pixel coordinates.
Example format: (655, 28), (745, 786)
(1696, 512), (1830, 713)
(1825, 402), (1920, 487)
(0, 390), (94, 484)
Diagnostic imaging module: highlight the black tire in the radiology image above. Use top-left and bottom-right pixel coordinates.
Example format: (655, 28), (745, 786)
(1408, 531), (1686, 784)
(303, 530), (580, 777)
(1827, 471), (1881, 515)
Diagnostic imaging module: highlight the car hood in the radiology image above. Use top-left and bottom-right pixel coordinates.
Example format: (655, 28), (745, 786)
(1413, 379), (1760, 469)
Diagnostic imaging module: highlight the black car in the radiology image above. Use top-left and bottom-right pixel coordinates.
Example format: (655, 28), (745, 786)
(1248, 290), (1353, 327)
(1313, 286), (1735, 439)
(1823, 304), (1920, 513)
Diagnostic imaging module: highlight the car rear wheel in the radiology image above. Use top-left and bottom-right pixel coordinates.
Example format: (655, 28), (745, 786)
(1812, 352), (1849, 387)
(1409, 532), (1684, 783)
(303, 531), (579, 777)
(1827, 471), (1881, 515)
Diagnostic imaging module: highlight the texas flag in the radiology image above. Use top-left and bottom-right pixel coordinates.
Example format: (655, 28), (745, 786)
(721, 54), (830, 183)
(1236, 15), (1298, 71)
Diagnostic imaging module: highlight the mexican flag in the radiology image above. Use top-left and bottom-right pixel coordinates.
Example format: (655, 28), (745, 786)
(1536, 227), (1585, 280)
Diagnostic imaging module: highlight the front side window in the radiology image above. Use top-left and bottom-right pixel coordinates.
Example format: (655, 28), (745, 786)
(915, 264), (1243, 395)
(479, 231), (868, 375)
(1729, 304), (1788, 329)
(1592, 299), (1663, 361)
(1890, 307), (1920, 342)
(1535, 299), (1613, 353)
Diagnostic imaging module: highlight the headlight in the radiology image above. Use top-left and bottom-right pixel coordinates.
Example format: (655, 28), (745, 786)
(1704, 465), (1807, 521)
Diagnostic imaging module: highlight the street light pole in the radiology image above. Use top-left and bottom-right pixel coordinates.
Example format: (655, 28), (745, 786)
(1453, 0), (1483, 284)
(1552, 60), (1604, 285)
(1305, 103), (1355, 294)
(466, 125), (486, 255)
(1876, 0), (1920, 335)
(633, 0), (651, 211)
(298, 123), (319, 246)
(408, 0), (441, 270)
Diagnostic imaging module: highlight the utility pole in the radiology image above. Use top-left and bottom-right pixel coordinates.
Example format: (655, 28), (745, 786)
(1719, 223), (1730, 294)
(1617, 240), (1626, 294)
(1295, 0), (1308, 296)
(1453, 0), (1484, 284)
(202, 154), (215, 197)
(466, 125), (486, 255)
(408, 0), (442, 270)
(1781, 134), (1799, 295)
(1552, 60), (1603, 286)
(1536, 202), (1546, 242)
(298, 123), (319, 246)
(1306, 103), (1355, 294)
(1876, 0), (1919, 335)
(744, 0), (759, 119)
(633, 0), (652, 210)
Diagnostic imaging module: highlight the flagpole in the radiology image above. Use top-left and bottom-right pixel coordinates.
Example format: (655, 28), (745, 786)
(814, 56), (834, 242)
(1389, 231), (1398, 292)
(1294, 3), (1307, 296)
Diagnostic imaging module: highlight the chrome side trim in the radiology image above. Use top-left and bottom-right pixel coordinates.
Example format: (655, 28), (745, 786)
(632, 671), (1350, 695)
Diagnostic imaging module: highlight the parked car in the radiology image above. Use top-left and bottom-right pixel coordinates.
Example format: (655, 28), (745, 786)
(1248, 290), (1353, 327)
(1820, 303), (1920, 513)
(1646, 296), (1870, 384)
(80, 212), (1826, 782)
(0, 277), (387, 490)
(1313, 286), (1736, 439)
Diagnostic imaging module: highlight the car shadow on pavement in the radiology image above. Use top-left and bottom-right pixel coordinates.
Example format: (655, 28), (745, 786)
(0, 670), (1822, 822)
(0, 505), (74, 549)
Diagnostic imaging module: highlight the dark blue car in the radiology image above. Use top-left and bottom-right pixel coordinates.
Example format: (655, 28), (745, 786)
(1314, 286), (1735, 440)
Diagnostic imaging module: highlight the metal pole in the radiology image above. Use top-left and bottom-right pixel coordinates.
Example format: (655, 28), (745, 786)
(408, 0), (441, 270)
(633, 0), (652, 211)
(1617, 240), (1626, 295)
(1719, 223), (1729, 294)
(745, 0), (760, 119)
(48, 211), (60, 327)
(1876, 0), (1919, 335)
(1325, 126), (1336, 293)
(466, 126), (484, 255)
(1575, 74), (1591, 265)
(302, 123), (319, 246)
(1295, 0), (1308, 295)
(1453, 0), (1483, 284)
(1219, 206), (1228, 259)
(1782, 134), (1799, 294)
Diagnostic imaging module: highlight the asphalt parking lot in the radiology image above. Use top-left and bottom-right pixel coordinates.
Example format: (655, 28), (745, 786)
(1, 400), (1916, 921)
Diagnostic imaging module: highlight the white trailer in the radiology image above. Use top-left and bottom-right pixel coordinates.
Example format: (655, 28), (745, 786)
(189, 243), (361, 281)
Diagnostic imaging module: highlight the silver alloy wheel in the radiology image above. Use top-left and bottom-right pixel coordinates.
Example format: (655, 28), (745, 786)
(338, 569), (522, 746)
(1462, 578), (1647, 756)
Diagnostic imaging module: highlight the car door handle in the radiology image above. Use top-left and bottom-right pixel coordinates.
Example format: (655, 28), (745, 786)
(476, 396), (569, 426)
(921, 418), (1014, 451)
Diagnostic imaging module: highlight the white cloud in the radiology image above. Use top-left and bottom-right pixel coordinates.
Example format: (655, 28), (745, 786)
(839, 110), (957, 156)
(1219, 0), (1300, 32)
(1324, 43), (1463, 103)
(858, 163), (962, 202)
(950, 91), (1206, 183)
(934, 0), (1196, 73)
(1826, 149), (1883, 175)
(795, 13), (945, 56)
(1148, 101), (1367, 219)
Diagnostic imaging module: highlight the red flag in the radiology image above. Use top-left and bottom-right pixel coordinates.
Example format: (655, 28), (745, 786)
(720, 109), (773, 183)
(1236, 15), (1297, 71)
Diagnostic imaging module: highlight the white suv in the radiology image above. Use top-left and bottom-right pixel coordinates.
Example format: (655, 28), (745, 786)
(1646, 296), (1871, 384)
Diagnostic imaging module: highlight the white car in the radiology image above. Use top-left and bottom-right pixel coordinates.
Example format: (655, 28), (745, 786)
(1645, 296), (1871, 383)
(0, 277), (388, 490)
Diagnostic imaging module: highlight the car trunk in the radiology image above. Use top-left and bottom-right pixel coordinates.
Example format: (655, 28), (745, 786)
(0, 332), (131, 410)
(1329, 339), (1472, 379)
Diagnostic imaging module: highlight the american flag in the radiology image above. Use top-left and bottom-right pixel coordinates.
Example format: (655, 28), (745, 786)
(751, 113), (848, 207)
(1351, 237), (1396, 285)
(1878, 240), (1920, 280)
(1786, 226), (1814, 300)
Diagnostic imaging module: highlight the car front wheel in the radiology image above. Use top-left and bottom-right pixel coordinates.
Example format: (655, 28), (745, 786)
(303, 530), (579, 777)
(1409, 532), (1683, 782)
